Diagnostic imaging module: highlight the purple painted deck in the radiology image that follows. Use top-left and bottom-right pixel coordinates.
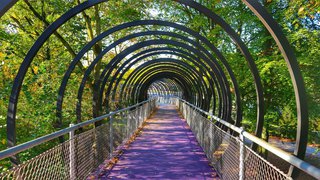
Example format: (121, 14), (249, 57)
(98, 104), (219, 179)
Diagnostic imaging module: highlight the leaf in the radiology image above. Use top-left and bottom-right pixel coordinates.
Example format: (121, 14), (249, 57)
(298, 7), (304, 16)
(33, 66), (39, 74)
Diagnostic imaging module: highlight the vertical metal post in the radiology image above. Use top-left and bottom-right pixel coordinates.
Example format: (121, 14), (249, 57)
(239, 127), (245, 180)
(139, 106), (143, 126)
(135, 107), (139, 130)
(143, 104), (146, 121)
(109, 113), (113, 159)
(69, 124), (75, 180)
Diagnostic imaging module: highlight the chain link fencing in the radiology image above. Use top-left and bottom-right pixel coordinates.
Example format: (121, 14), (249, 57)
(0, 99), (156, 180)
(173, 98), (293, 180)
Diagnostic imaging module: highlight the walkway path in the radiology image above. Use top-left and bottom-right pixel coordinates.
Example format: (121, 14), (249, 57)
(99, 104), (218, 179)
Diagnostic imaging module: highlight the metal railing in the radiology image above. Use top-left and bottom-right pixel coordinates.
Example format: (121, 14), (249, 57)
(1, 96), (319, 179)
(0, 98), (156, 179)
(170, 97), (320, 179)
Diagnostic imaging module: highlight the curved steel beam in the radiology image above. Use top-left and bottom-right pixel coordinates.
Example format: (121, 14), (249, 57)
(56, 20), (236, 126)
(77, 38), (227, 122)
(111, 47), (217, 112)
(139, 72), (193, 102)
(128, 66), (201, 103)
(135, 71), (198, 103)
(137, 71), (201, 103)
(243, 1), (308, 175)
(93, 34), (230, 119)
(123, 59), (208, 105)
(107, 50), (215, 111)
(129, 64), (206, 103)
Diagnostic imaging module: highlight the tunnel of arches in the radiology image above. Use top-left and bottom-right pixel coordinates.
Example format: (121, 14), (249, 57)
(0, 0), (309, 176)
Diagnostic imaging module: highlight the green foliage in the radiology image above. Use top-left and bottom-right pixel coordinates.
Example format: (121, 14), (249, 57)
(279, 106), (297, 139)
(0, 0), (319, 171)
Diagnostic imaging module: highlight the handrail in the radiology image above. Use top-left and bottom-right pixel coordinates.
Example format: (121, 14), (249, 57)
(0, 98), (155, 160)
(175, 97), (320, 179)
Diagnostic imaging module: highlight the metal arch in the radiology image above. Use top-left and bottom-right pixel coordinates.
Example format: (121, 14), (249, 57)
(164, 79), (184, 97)
(147, 82), (168, 97)
(0, 0), (18, 17)
(122, 59), (209, 105)
(148, 84), (162, 96)
(149, 79), (182, 97)
(152, 79), (178, 95)
(132, 66), (204, 105)
(147, 84), (157, 96)
(7, 12), (241, 148)
(142, 79), (180, 100)
(137, 71), (201, 103)
(74, 34), (227, 123)
(3, 1), (307, 171)
(6, 0), (107, 153)
(109, 47), (217, 112)
(106, 50), (212, 98)
(56, 20), (238, 127)
(243, 0), (309, 175)
(106, 49), (216, 111)
(1, 2), (250, 125)
(127, 62), (208, 105)
(111, 48), (214, 109)
(135, 71), (198, 103)
(55, 19), (238, 122)
(175, 0), (264, 142)
(5, 1), (256, 167)
(164, 79), (183, 97)
(126, 65), (203, 104)
(93, 33), (230, 120)
(140, 77), (184, 102)
(164, 77), (191, 100)
(135, 72), (194, 103)
(126, 74), (191, 103)
(148, 80), (176, 97)
(125, 69), (196, 104)
(108, 49), (214, 109)
(95, 39), (230, 116)
(143, 77), (184, 100)
(77, 37), (227, 123)
(105, 50), (211, 111)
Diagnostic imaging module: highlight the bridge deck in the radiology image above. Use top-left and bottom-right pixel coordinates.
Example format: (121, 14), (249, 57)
(93, 104), (218, 179)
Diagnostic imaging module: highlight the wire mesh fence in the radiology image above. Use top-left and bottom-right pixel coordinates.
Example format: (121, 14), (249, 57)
(175, 98), (292, 180)
(156, 95), (176, 104)
(0, 99), (156, 180)
(1, 97), (318, 179)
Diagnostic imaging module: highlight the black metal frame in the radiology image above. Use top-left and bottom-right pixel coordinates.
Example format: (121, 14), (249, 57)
(107, 49), (216, 112)
(1, 0), (308, 176)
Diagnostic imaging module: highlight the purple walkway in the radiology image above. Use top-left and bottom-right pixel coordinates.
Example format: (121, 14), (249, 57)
(100, 104), (218, 179)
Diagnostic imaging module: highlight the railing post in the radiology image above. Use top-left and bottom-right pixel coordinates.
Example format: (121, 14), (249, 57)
(109, 113), (113, 159)
(135, 107), (139, 130)
(239, 127), (245, 180)
(143, 104), (146, 121)
(139, 106), (143, 126)
(69, 124), (75, 180)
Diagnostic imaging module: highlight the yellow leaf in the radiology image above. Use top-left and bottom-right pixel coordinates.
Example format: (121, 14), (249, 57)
(33, 66), (39, 74)
(298, 7), (304, 16)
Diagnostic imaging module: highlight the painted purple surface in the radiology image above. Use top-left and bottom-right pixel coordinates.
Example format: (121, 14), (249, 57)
(96, 104), (219, 180)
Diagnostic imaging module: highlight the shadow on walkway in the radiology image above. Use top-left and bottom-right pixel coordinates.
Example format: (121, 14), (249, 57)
(92, 104), (219, 180)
